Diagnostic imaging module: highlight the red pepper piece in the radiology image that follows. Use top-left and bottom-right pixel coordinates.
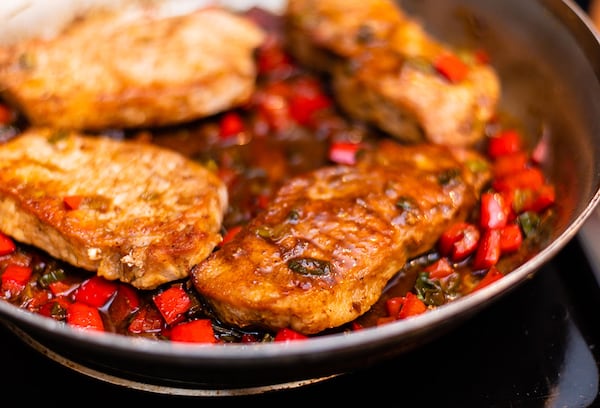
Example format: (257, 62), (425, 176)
(487, 129), (522, 159)
(492, 167), (545, 192)
(128, 305), (165, 334)
(108, 283), (141, 325)
(472, 228), (502, 269)
(219, 112), (245, 140)
(1, 264), (32, 295)
(438, 222), (481, 261)
(498, 224), (523, 253)
(63, 195), (83, 210)
(38, 296), (71, 319)
(152, 285), (192, 325)
(0, 232), (16, 256)
(397, 292), (427, 319)
(328, 141), (361, 165)
(67, 302), (105, 331)
(220, 225), (243, 247)
(0, 103), (12, 125)
(492, 151), (528, 178)
(48, 280), (77, 296)
(74, 276), (118, 308)
(170, 319), (218, 344)
(288, 92), (331, 126)
(424, 257), (454, 279)
(520, 184), (556, 213)
(480, 192), (509, 229)
(385, 296), (404, 318)
(434, 53), (469, 83)
(472, 266), (504, 292)
(274, 327), (308, 341)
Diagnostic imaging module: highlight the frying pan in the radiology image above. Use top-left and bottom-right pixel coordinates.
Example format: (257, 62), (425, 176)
(1, 0), (600, 396)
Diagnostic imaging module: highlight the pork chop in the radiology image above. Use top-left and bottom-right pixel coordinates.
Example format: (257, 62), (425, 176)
(284, 0), (500, 147)
(0, 128), (228, 290)
(0, 5), (265, 130)
(191, 140), (491, 335)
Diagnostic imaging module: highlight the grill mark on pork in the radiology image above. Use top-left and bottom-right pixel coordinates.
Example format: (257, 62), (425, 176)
(191, 140), (491, 335)
(0, 128), (228, 290)
(284, 0), (500, 147)
(0, 6), (265, 131)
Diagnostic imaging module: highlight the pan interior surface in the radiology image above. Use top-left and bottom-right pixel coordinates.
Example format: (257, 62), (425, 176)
(1, 0), (600, 394)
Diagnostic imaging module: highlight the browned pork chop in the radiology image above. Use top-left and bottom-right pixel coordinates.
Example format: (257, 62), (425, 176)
(285, 0), (500, 147)
(0, 6), (265, 131)
(0, 128), (228, 290)
(191, 140), (491, 335)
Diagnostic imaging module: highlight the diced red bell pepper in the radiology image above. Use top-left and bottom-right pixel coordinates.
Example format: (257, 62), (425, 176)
(385, 296), (404, 318)
(0, 232), (16, 256)
(0, 103), (12, 125)
(472, 228), (502, 269)
(48, 280), (77, 296)
(38, 296), (71, 320)
(128, 305), (165, 334)
(351, 321), (364, 331)
(152, 285), (192, 325)
(288, 92), (331, 126)
(397, 292), (427, 319)
(498, 224), (523, 253)
(63, 195), (83, 210)
(472, 266), (504, 292)
(256, 35), (294, 75)
(480, 192), (509, 229)
(424, 257), (454, 279)
(328, 141), (361, 165)
(220, 225), (243, 247)
(219, 112), (245, 140)
(487, 129), (522, 159)
(1, 264), (32, 295)
(434, 53), (469, 83)
(255, 91), (293, 132)
(108, 283), (141, 325)
(170, 319), (218, 344)
(492, 167), (545, 193)
(27, 289), (52, 311)
(274, 327), (308, 341)
(438, 222), (481, 261)
(67, 302), (105, 331)
(492, 151), (528, 178)
(518, 184), (556, 213)
(74, 276), (118, 308)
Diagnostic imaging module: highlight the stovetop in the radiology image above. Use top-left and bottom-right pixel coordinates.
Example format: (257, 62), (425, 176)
(2, 222), (599, 405)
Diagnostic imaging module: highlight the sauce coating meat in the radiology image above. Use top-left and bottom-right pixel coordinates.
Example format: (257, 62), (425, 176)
(191, 140), (491, 334)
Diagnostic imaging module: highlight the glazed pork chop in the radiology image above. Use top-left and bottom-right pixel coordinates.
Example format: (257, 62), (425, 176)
(0, 128), (228, 290)
(191, 140), (491, 335)
(285, 0), (500, 147)
(0, 5), (265, 131)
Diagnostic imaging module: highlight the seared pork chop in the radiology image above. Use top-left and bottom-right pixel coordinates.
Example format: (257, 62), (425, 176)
(191, 140), (491, 335)
(0, 128), (228, 290)
(0, 6), (265, 130)
(285, 0), (500, 147)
